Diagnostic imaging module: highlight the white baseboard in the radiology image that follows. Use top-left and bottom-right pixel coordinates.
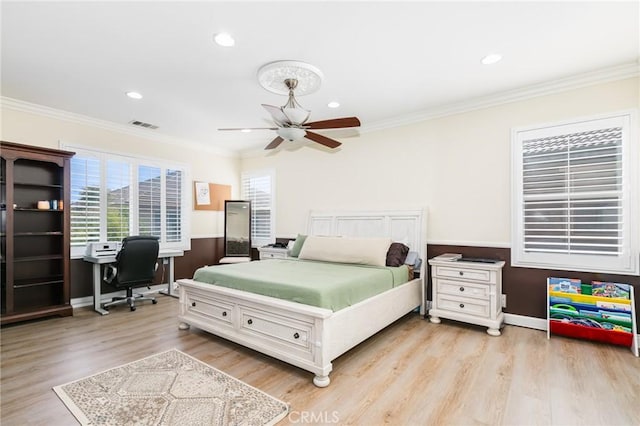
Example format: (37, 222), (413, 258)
(71, 283), (173, 309)
(504, 313), (548, 331)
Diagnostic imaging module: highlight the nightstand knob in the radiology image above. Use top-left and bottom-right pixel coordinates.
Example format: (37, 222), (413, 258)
(247, 319), (253, 325)
(459, 286), (465, 292)
(293, 332), (300, 339)
(459, 271), (464, 276)
(459, 303), (465, 308)
(191, 302), (196, 307)
(222, 311), (227, 317)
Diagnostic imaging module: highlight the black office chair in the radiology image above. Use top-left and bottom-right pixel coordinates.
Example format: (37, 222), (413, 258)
(102, 236), (160, 311)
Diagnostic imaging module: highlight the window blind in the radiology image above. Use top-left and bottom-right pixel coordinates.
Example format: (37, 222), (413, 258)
(67, 145), (190, 256)
(70, 156), (101, 247)
(512, 111), (637, 275)
(106, 160), (130, 242)
(241, 171), (274, 247)
(165, 169), (182, 242)
(522, 127), (622, 256)
(138, 165), (161, 238)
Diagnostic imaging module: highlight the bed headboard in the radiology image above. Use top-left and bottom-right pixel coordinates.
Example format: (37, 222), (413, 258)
(306, 209), (428, 260)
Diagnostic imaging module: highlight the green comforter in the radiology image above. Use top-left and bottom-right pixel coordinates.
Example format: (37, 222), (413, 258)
(192, 259), (409, 311)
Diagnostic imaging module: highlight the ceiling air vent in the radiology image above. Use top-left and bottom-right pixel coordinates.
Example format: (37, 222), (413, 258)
(129, 120), (159, 130)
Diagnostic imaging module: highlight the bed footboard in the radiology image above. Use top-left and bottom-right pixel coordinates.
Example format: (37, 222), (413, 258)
(177, 277), (422, 387)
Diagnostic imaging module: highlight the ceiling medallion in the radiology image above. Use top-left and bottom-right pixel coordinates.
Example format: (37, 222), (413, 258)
(257, 60), (323, 96)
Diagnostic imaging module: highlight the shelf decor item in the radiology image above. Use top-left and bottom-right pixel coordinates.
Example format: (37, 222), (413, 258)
(547, 277), (638, 356)
(1, 141), (75, 325)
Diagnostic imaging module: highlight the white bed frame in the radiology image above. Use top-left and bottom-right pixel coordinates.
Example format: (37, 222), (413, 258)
(177, 209), (427, 387)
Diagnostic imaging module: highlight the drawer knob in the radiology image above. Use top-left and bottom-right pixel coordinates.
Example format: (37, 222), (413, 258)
(247, 319), (253, 325)
(293, 332), (300, 339)
(222, 311), (227, 317)
(459, 271), (464, 276)
(459, 303), (465, 308)
(459, 286), (465, 292)
(191, 302), (196, 307)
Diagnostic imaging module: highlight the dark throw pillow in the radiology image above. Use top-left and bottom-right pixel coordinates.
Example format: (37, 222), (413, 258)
(386, 242), (409, 267)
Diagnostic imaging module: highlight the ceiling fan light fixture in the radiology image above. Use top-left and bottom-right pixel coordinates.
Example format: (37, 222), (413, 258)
(277, 127), (306, 141)
(282, 106), (310, 126)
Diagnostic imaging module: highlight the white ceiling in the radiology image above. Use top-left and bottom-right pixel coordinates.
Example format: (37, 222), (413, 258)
(2, 1), (638, 154)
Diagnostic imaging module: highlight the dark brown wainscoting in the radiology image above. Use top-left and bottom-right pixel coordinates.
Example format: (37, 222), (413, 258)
(427, 245), (640, 329)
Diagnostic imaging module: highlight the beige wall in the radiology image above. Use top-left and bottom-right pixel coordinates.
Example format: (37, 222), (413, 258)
(240, 77), (639, 245)
(0, 107), (240, 238)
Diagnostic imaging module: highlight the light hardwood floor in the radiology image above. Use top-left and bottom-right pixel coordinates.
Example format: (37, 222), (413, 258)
(1, 296), (638, 426)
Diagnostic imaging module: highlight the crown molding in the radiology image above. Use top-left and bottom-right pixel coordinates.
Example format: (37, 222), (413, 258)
(0, 97), (238, 158)
(362, 62), (640, 134)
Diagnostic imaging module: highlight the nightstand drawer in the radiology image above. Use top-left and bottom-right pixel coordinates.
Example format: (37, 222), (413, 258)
(435, 265), (492, 283)
(261, 251), (287, 259)
(437, 295), (490, 318)
(437, 279), (490, 300)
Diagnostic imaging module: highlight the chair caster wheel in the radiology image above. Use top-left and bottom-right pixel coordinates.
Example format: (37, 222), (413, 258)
(130, 306), (136, 311)
(152, 300), (158, 304)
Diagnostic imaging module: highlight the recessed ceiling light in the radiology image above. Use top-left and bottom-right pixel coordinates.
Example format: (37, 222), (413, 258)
(214, 32), (235, 47)
(481, 54), (502, 65)
(240, 129), (251, 133)
(125, 91), (143, 100)
(328, 101), (340, 108)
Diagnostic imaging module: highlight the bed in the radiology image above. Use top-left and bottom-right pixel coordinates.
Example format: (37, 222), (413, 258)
(177, 209), (427, 387)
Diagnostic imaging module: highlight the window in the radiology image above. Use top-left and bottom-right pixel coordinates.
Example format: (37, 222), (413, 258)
(66, 145), (191, 257)
(241, 169), (275, 247)
(511, 111), (638, 275)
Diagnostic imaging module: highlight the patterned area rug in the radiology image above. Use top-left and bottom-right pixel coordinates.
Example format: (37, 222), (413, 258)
(53, 349), (289, 426)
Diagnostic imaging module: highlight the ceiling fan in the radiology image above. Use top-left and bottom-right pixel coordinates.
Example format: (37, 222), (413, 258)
(219, 78), (361, 150)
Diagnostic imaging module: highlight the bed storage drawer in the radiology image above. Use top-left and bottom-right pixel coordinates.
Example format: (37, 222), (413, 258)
(184, 293), (234, 328)
(239, 306), (313, 358)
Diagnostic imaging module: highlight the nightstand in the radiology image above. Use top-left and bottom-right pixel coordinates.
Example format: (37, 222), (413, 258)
(428, 257), (505, 336)
(258, 246), (290, 260)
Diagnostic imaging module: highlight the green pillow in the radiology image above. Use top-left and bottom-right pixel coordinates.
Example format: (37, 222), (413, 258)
(290, 234), (307, 257)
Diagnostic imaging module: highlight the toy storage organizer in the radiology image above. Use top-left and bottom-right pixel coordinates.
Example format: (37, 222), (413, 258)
(547, 278), (638, 357)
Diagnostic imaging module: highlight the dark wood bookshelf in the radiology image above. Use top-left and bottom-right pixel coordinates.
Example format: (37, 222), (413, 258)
(1, 141), (75, 325)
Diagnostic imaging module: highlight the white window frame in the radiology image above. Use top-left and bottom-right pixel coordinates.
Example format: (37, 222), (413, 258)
(241, 169), (275, 248)
(511, 110), (639, 275)
(63, 143), (191, 258)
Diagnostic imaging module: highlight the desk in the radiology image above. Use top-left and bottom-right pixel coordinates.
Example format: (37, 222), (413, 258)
(83, 249), (184, 315)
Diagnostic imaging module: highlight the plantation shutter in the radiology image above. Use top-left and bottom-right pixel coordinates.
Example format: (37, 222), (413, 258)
(165, 169), (182, 242)
(522, 127), (623, 256)
(138, 165), (162, 238)
(512, 111), (637, 275)
(241, 170), (275, 247)
(106, 160), (130, 242)
(70, 155), (101, 247)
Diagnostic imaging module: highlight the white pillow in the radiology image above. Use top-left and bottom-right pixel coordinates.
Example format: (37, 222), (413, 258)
(298, 236), (392, 266)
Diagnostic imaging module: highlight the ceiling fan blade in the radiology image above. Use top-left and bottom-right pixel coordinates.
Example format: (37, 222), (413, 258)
(262, 104), (290, 126)
(265, 136), (284, 150)
(218, 127), (278, 131)
(306, 117), (361, 129)
(305, 131), (342, 149)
